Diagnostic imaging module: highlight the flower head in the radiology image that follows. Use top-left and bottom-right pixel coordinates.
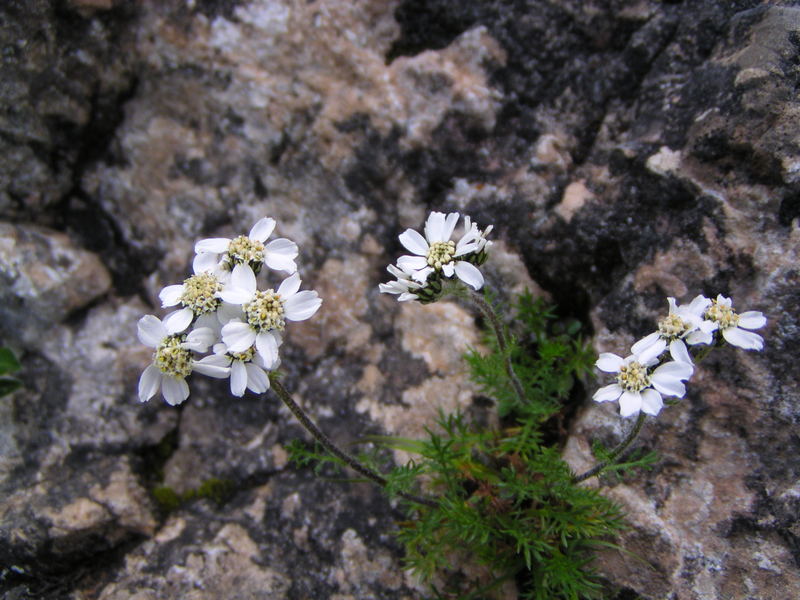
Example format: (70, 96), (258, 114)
(592, 350), (693, 417)
(212, 340), (273, 397)
(195, 217), (299, 274)
(631, 295), (715, 364)
(158, 260), (230, 331)
(379, 264), (424, 302)
(137, 315), (229, 405)
(704, 294), (766, 350)
(219, 264), (321, 366)
(391, 211), (490, 293)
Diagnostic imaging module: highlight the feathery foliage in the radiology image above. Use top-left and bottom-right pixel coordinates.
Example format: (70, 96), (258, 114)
(289, 292), (626, 598)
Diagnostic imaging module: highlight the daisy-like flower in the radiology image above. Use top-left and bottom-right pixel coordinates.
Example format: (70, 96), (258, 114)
(461, 215), (493, 256)
(592, 350), (693, 417)
(704, 294), (766, 350)
(137, 315), (230, 406)
(195, 217), (299, 274)
(631, 295), (716, 364)
(211, 340), (274, 397)
(396, 211), (485, 290)
(379, 264), (423, 302)
(219, 264), (322, 366)
(158, 260), (230, 332)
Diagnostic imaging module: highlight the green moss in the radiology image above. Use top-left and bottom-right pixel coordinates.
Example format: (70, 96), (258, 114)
(151, 478), (236, 514)
(152, 485), (181, 512)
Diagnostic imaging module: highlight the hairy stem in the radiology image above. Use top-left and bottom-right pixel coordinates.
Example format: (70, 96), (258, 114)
(572, 412), (647, 483)
(270, 377), (438, 508)
(469, 289), (527, 406)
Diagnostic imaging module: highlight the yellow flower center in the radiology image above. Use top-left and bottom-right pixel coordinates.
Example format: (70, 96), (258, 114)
(230, 345), (257, 362)
(658, 313), (689, 340)
(244, 290), (285, 332)
(617, 361), (650, 393)
(426, 240), (456, 269)
(705, 300), (739, 329)
(180, 272), (222, 315)
(154, 336), (193, 378)
(226, 235), (265, 267)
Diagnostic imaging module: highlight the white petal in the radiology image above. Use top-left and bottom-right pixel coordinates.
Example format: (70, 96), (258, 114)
(737, 311), (766, 330)
(164, 307), (194, 334)
(138, 365), (162, 403)
(192, 356), (230, 379)
(138, 315), (167, 348)
(618, 391), (642, 417)
(650, 372), (686, 398)
(264, 247), (298, 273)
(441, 263), (455, 277)
(632, 333), (664, 363)
(195, 237), (230, 254)
(441, 212), (459, 240)
(722, 327), (763, 350)
(230, 263), (257, 294)
(593, 383), (623, 403)
(193, 251), (220, 274)
(669, 339), (692, 364)
(596, 353), (624, 373)
(424, 212), (446, 243)
(686, 329), (712, 346)
(265, 237), (298, 257)
(249, 217), (276, 242)
(277, 272), (301, 298)
(217, 302), (244, 324)
(159, 284), (184, 308)
(409, 266), (433, 283)
(687, 295), (711, 315)
(195, 312), (221, 332)
(219, 288), (254, 305)
(399, 229), (429, 256)
(653, 360), (693, 381)
(284, 291), (322, 321)
(454, 239), (478, 257)
(255, 332), (280, 367)
(230, 360), (248, 396)
(245, 363), (270, 394)
(197, 353), (230, 368)
(222, 321), (257, 352)
(397, 255), (429, 272)
(185, 326), (216, 352)
(716, 294), (732, 307)
(640, 389), (664, 416)
(162, 376), (189, 406)
(454, 261), (484, 290)
(398, 292), (419, 302)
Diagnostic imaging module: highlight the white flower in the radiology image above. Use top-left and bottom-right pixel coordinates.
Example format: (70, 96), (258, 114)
(195, 217), (299, 274)
(211, 341), (273, 397)
(592, 350), (693, 417)
(219, 264), (322, 366)
(704, 294), (766, 350)
(461, 215), (493, 253)
(379, 264), (423, 302)
(137, 315), (229, 406)
(631, 295), (716, 364)
(396, 211), (485, 290)
(158, 261), (230, 332)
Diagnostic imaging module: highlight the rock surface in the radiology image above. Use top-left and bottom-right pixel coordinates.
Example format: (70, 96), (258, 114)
(1, 1), (798, 599)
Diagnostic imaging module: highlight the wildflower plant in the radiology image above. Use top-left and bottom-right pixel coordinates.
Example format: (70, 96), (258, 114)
(136, 212), (767, 598)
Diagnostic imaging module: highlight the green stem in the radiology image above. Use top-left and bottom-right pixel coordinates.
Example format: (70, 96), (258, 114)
(572, 412), (647, 483)
(468, 289), (527, 407)
(269, 377), (438, 508)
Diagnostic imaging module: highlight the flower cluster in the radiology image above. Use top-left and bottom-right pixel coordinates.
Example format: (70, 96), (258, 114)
(594, 294), (766, 417)
(137, 218), (321, 405)
(380, 212), (493, 303)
